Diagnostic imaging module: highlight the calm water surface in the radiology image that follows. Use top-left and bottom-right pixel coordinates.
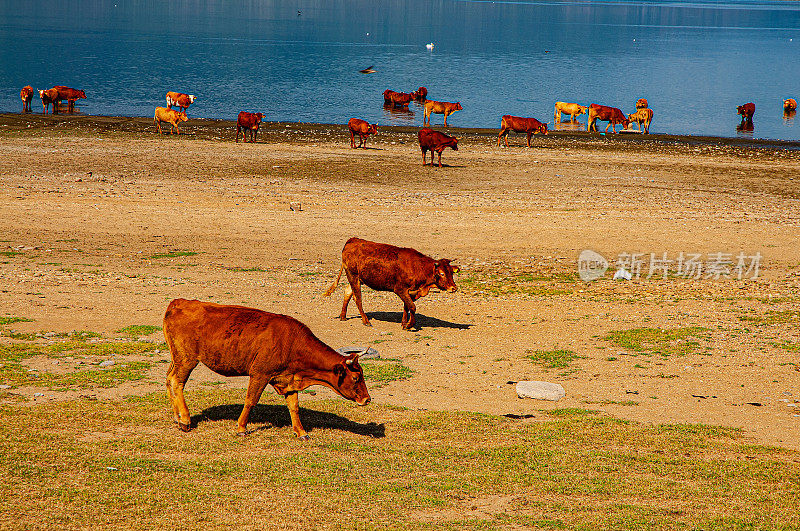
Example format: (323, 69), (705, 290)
(1, 0), (799, 140)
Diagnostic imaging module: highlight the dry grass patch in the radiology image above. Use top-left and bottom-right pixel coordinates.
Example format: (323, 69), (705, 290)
(1, 390), (798, 530)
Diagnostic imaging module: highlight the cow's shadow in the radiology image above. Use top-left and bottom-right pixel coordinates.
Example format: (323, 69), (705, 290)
(192, 403), (385, 438)
(365, 311), (471, 330)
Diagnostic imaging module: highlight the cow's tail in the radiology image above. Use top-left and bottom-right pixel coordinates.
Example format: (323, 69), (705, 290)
(324, 263), (345, 296)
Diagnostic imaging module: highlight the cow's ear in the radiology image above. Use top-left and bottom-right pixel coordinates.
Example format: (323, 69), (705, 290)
(452, 265), (461, 273)
(334, 364), (345, 376)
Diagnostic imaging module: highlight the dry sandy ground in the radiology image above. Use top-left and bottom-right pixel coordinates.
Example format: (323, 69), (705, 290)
(1, 114), (800, 449)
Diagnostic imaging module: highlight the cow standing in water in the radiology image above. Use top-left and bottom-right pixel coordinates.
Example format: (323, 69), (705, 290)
(163, 299), (371, 439)
(53, 86), (86, 113)
(587, 103), (630, 133)
(20, 86), (34, 112)
(325, 237), (460, 330)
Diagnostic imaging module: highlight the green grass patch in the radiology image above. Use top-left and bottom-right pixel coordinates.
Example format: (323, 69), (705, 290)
(603, 327), (709, 357)
(771, 340), (800, 352)
(115, 325), (162, 338)
(149, 250), (199, 259)
(361, 360), (414, 387)
(738, 309), (800, 326)
(525, 349), (585, 370)
(459, 269), (575, 298)
(0, 316), (32, 326)
(0, 251), (21, 258)
(0, 390), (797, 529)
(225, 266), (267, 273)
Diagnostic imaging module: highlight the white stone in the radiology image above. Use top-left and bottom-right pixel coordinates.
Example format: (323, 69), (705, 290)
(516, 381), (565, 401)
(99, 360), (115, 368)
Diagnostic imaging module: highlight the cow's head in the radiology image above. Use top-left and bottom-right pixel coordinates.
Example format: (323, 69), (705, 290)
(538, 123), (548, 135)
(434, 259), (459, 292)
(636, 98), (648, 109)
(38, 89), (45, 98)
(369, 124), (378, 134)
(784, 99), (797, 111)
(333, 353), (371, 406)
(450, 137), (459, 150)
(178, 112), (188, 123)
(621, 118), (631, 129)
(78, 90), (86, 99)
(577, 105), (588, 115)
(255, 113), (264, 122)
(455, 102), (463, 111)
(737, 105), (745, 115)
(188, 95), (196, 104)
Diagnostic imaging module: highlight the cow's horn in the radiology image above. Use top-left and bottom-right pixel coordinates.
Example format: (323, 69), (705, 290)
(346, 352), (362, 365)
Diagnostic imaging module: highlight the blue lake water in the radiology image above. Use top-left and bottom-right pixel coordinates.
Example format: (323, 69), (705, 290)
(1, 0), (799, 140)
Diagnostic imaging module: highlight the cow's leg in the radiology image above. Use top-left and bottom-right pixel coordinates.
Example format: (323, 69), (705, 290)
(253, 128), (258, 143)
(526, 132), (532, 147)
(285, 391), (310, 440)
(443, 113), (448, 127)
(166, 357), (199, 431)
(236, 126), (240, 142)
(349, 275), (371, 326)
(236, 376), (269, 435)
(421, 148), (427, 165)
(339, 282), (353, 320)
(350, 130), (355, 148)
(497, 130), (503, 147)
(155, 119), (161, 134)
(437, 149), (443, 168)
(396, 290), (417, 330)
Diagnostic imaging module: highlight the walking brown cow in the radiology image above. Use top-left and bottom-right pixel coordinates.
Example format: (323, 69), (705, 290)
(498, 115), (548, 147)
(348, 118), (378, 148)
(163, 299), (371, 439)
(324, 238), (460, 330)
(154, 106), (188, 134)
(20, 86), (34, 112)
(423, 100), (462, 127)
(587, 103), (630, 133)
(236, 111), (264, 143)
(418, 128), (458, 167)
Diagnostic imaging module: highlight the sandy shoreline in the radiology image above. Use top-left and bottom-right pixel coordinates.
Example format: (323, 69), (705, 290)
(1, 112), (800, 449)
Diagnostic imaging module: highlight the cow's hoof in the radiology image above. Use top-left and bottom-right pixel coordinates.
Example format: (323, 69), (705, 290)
(178, 422), (190, 432)
(236, 430), (248, 437)
(362, 322), (372, 327)
(298, 434), (310, 441)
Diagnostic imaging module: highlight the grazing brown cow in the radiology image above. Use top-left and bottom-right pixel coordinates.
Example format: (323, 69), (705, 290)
(737, 102), (755, 123)
(627, 108), (654, 134)
(418, 127), (459, 167)
(636, 98), (649, 109)
(383, 89), (413, 108)
(553, 101), (587, 123)
(423, 100), (462, 127)
(39, 88), (59, 114)
(348, 118), (378, 148)
(154, 106), (188, 134)
(53, 86), (86, 113)
(166, 91), (196, 113)
(412, 86), (428, 101)
(20, 86), (34, 112)
(324, 238), (459, 330)
(784, 99), (797, 112)
(498, 115), (548, 147)
(587, 103), (630, 133)
(163, 299), (371, 439)
(236, 111), (264, 143)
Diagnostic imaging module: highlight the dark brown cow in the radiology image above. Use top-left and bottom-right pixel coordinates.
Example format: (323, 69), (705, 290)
(737, 102), (755, 123)
(324, 238), (459, 330)
(383, 89), (413, 108)
(418, 127), (458, 167)
(236, 111), (264, 143)
(497, 115), (548, 147)
(163, 299), (371, 439)
(412, 86), (428, 101)
(39, 88), (59, 114)
(587, 103), (630, 133)
(20, 86), (34, 112)
(53, 86), (86, 113)
(348, 118), (378, 148)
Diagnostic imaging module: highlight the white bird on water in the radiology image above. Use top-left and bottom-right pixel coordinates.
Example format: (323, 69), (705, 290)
(426, 43), (434, 50)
